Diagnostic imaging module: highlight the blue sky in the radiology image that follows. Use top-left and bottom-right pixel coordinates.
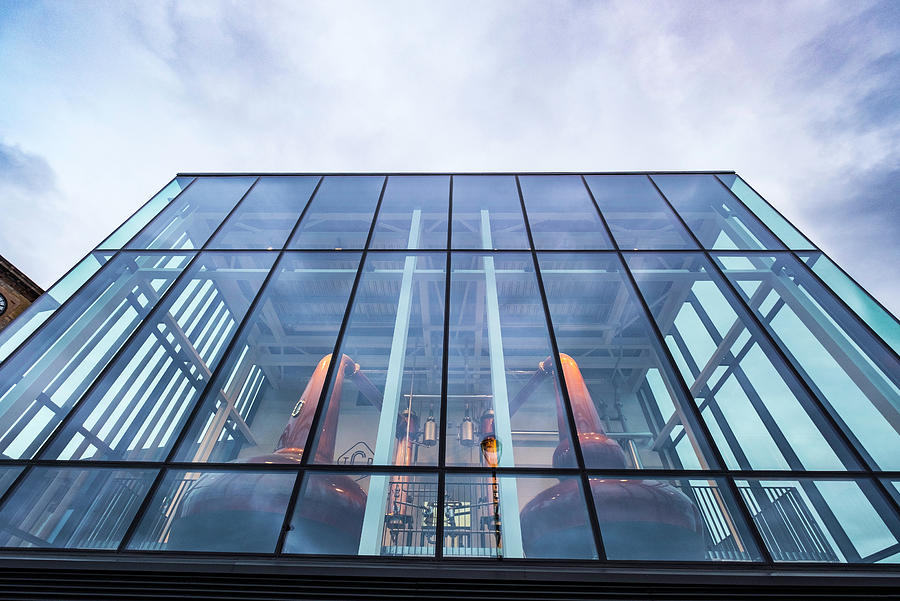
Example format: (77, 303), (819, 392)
(0, 0), (897, 313)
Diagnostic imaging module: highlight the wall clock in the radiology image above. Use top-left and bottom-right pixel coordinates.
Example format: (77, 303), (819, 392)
(0, 293), (6, 316)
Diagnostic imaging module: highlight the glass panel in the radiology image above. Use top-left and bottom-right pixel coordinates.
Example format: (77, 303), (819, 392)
(41, 252), (276, 462)
(127, 468), (295, 553)
(0, 467), (156, 549)
(717, 174), (815, 250)
(445, 253), (576, 468)
(737, 478), (900, 563)
(207, 176), (319, 250)
(0, 251), (111, 364)
(800, 252), (900, 354)
(283, 471), (437, 557)
(714, 253), (900, 470)
(288, 176), (383, 249)
(538, 253), (714, 469)
(651, 175), (784, 250)
(310, 252), (445, 466)
(451, 176), (528, 250)
(519, 176), (612, 249)
(128, 176), (256, 249)
(590, 476), (760, 561)
(625, 253), (858, 471)
(370, 176), (449, 249)
(98, 177), (194, 249)
(585, 175), (696, 249)
(0, 466), (23, 499)
(444, 474), (596, 559)
(0, 252), (191, 459)
(174, 252), (361, 463)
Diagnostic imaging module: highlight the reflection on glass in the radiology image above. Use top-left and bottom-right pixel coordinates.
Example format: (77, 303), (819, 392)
(98, 177), (194, 249)
(452, 176), (528, 249)
(626, 253), (857, 471)
(714, 253), (900, 470)
(0, 467), (155, 549)
(284, 472), (437, 556)
(0, 252), (192, 459)
(717, 174), (814, 250)
(370, 176), (449, 249)
(651, 175), (783, 250)
(174, 252), (361, 463)
(519, 176), (612, 249)
(538, 253), (713, 469)
(590, 476), (760, 561)
(585, 175), (696, 249)
(0, 252), (111, 364)
(446, 253), (576, 468)
(207, 176), (319, 249)
(444, 474), (596, 559)
(288, 176), (383, 249)
(799, 252), (900, 354)
(41, 252), (276, 462)
(127, 469), (295, 553)
(310, 253), (445, 466)
(0, 466), (23, 499)
(128, 177), (256, 249)
(737, 479), (900, 563)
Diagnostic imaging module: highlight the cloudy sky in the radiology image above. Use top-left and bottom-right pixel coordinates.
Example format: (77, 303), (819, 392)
(0, 0), (897, 313)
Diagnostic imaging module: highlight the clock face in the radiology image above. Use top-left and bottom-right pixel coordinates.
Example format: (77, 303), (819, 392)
(0, 293), (6, 316)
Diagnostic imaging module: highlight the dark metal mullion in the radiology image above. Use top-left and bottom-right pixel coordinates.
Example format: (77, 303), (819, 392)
(434, 176), (453, 559)
(161, 176), (326, 465)
(115, 468), (167, 551)
(519, 175), (606, 560)
(273, 471), (303, 555)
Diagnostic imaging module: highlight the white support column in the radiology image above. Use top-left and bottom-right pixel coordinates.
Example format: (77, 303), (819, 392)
(480, 209), (523, 557)
(359, 210), (421, 555)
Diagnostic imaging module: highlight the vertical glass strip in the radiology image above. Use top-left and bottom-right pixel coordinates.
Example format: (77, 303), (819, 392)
(0, 251), (111, 365)
(519, 176), (613, 249)
(717, 174), (815, 250)
(288, 176), (383, 250)
(370, 176), (450, 249)
(452, 176), (528, 249)
(97, 177), (194, 250)
(799, 252), (900, 354)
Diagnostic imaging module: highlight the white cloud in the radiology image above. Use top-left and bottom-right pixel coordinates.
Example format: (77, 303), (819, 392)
(0, 0), (897, 313)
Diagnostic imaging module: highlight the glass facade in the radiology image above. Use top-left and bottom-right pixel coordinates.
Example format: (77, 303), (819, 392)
(0, 172), (896, 568)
